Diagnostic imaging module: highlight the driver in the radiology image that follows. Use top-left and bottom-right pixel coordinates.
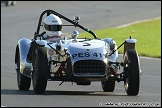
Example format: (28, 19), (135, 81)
(27, 14), (65, 63)
(42, 14), (64, 42)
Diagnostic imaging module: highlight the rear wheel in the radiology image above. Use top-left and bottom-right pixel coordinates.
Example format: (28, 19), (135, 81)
(16, 50), (31, 90)
(101, 80), (115, 92)
(124, 49), (140, 96)
(32, 47), (50, 94)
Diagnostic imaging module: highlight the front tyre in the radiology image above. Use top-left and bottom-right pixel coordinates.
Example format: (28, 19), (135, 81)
(16, 50), (31, 90)
(32, 47), (49, 94)
(101, 80), (115, 92)
(124, 49), (140, 96)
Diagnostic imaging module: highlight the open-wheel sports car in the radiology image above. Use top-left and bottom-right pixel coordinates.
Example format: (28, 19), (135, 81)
(15, 9), (141, 95)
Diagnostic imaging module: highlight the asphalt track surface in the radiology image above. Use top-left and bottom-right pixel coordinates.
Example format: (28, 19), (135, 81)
(1, 1), (161, 107)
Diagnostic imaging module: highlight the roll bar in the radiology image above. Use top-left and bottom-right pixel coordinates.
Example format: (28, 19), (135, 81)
(36, 10), (98, 39)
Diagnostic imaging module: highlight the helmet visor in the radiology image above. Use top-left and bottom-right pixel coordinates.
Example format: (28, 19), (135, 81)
(44, 24), (62, 31)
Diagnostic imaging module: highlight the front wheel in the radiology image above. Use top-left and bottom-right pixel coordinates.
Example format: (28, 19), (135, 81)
(124, 49), (140, 96)
(16, 50), (31, 90)
(101, 80), (115, 92)
(32, 47), (50, 94)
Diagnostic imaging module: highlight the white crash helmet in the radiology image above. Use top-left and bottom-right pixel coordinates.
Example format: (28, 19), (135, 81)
(43, 14), (62, 36)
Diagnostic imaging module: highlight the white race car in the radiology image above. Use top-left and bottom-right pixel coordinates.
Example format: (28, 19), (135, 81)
(15, 9), (141, 95)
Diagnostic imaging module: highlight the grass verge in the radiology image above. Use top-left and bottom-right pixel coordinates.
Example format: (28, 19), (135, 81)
(79, 18), (161, 58)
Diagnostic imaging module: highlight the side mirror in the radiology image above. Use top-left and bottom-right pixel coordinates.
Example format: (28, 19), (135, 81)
(74, 16), (80, 23)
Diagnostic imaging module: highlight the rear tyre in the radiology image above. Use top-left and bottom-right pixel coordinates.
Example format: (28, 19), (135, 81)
(32, 47), (49, 94)
(124, 49), (140, 96)
(101, 80), (115, 92)
(16, 50), (31, 90)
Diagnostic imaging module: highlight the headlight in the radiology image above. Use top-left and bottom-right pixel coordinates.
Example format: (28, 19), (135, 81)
(110, 39), (116, 50)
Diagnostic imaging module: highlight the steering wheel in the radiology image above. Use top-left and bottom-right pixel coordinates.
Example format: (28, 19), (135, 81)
(34, 32), (46, 40)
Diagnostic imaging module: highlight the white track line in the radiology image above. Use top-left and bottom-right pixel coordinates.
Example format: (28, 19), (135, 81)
(115, 17), (161, 28)
(118, 54), (161, 60)
(139, 56), (161, 60)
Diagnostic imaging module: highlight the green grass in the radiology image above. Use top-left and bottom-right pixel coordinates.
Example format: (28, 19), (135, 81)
(79, 18), (161, 58)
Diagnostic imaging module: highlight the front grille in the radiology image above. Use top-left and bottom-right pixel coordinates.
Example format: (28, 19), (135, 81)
(73, 60), (106, 76)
